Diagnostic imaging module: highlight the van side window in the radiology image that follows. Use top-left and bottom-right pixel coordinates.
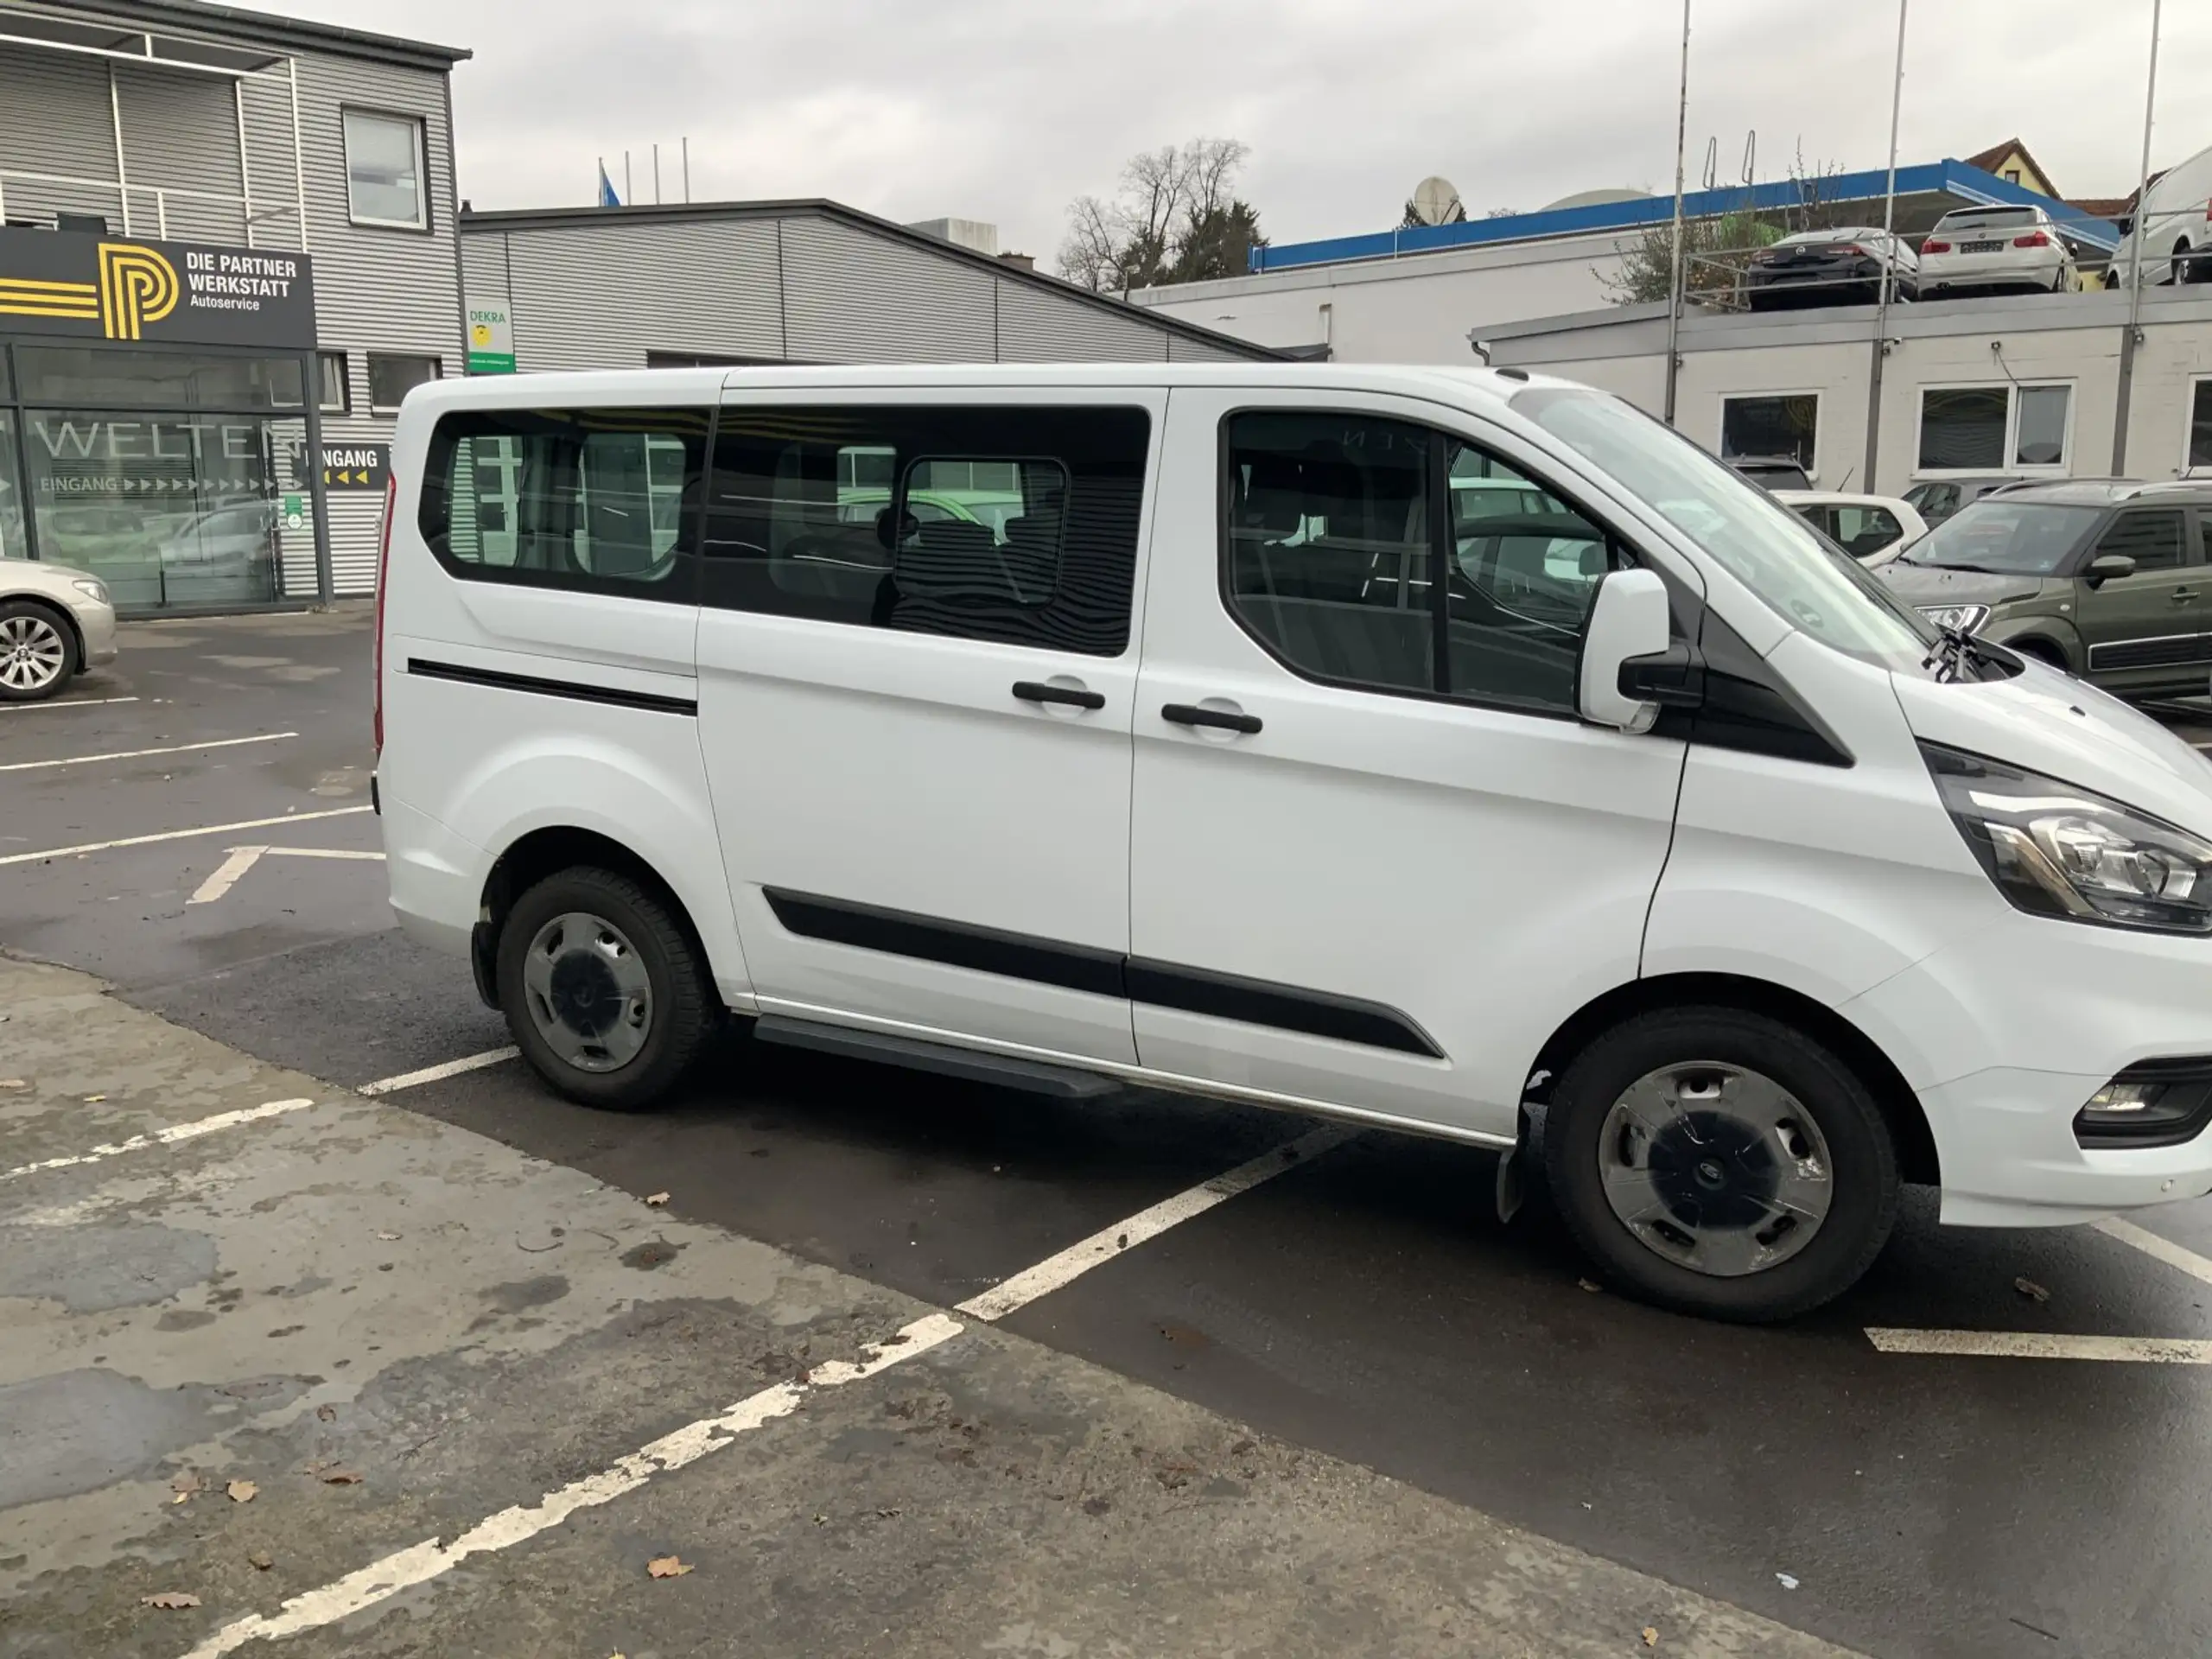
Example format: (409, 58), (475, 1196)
(700, 405), (1149, 656)
(420, 407), (709, 594)
(1222, 412), (1619, 715)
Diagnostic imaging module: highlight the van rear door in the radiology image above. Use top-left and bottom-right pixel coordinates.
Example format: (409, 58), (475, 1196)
(693, 390), (1164, 1065)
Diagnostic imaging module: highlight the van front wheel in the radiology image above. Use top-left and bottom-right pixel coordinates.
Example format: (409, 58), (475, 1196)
(1541, 1007), (1900, 1321)
(496, 867), (717, 1110)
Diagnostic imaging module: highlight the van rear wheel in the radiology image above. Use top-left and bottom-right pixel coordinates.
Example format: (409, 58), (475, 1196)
(1541, 1007), (1900, 1322)
(496, 867), (717, 1110)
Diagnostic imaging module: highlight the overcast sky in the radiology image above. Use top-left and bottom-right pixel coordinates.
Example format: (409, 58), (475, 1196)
(260, 0), (2205, 264)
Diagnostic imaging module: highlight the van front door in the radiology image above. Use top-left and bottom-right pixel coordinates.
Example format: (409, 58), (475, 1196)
(694, 394), (1162, 1065)
(1127, 389), (1693, 1141)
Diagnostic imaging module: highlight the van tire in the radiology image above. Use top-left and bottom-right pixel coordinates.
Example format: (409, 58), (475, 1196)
(1541, 1006), (1900, 1322)
(495, 867), (718, 1111)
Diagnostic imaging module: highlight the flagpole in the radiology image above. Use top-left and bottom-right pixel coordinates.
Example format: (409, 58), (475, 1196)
(1662, 0), (1690, 427)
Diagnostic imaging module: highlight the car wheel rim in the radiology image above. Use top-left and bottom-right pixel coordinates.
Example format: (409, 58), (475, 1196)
(520, 911), (653, 1073)
(1596, 1060), (1834, 1278)
(0, 614), (66, 692)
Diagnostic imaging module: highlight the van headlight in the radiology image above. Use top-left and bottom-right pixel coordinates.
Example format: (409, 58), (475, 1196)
(1916, 603), (1989, 633)
(1925, 744), (2212, 933)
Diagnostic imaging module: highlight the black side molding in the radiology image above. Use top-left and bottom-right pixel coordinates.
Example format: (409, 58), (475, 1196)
(763, 887), (1443, 1058)
(407, 658), (698, 717)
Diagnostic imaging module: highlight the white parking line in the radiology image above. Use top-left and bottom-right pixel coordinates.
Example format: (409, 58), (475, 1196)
(0, 1098), (315, 1185)
(0, 731), (295, 773)
(357, 1047), (519, 1096)
(1866, 1328), (2212, 1363)
(0, 695), (140, 714)
(177, 1312), (966, 1659)
(0, 805), (370, 868)
(188, 847), (267, 906)
(2095, 1216), (2212, 1289)
(956, 1124), (1353, 1321)
(165, 1106), (1351, 1654)
(264, 847), (385, 861)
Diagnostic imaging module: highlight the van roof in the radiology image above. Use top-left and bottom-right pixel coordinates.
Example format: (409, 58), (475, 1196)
(397, 362), (1573, 412)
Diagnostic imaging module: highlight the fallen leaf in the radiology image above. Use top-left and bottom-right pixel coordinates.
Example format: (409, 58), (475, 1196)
(1578, 1277), (1603, 1294)
(84, 1094), (106, 1103)
(1643, 1628), (1660, 1648)
(248, 1551), (274, 1571)
(318, 1467), (363, 1485)
(169, 1471), (201, 1497)
(315, 1404), (337, 1422)
(374, 1230), (401, 1242)
(227, 1480), (257, 1503)
(645, 1192), (671, 1207)
(646, 1554), (692, 1579)
(142, 1592), (201, 1610)
(2015, 1276), (2051, 1304)
(170, 1492), (189, 1505)
(0, 1078), (28, 1091)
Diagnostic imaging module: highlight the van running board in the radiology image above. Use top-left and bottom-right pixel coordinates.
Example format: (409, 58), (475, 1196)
(751, 1014), (1124, 1099)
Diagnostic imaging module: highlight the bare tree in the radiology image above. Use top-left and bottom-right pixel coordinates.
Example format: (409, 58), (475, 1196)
(1057, 138), (1264, 290)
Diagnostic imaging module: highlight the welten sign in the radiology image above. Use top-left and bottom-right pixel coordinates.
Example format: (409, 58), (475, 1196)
(0, 226), (316, 351)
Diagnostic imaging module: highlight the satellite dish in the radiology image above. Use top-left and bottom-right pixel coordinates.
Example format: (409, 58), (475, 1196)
(1410, 176), (1465, 226)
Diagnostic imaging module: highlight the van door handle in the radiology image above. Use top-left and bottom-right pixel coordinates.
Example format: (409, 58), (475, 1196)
(2173, 588), (2200, 604)
(1161, 702), (1262, 734)
(1012, 680), (1105, 710)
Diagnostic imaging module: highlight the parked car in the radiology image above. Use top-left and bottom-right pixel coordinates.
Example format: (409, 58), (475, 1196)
(1726, 454), (1812, 490)
(1916, 204), (2077, 296)
(0, 555), (118, 702)
(1773, 491), (1928, 563)
(381, 364), (2212, 1324)
(2106, 140), (2212, 287)
(1878, 479), (2212, 696)
(1901, 475), (2024, 526)
(1745, 228), (1917, 309)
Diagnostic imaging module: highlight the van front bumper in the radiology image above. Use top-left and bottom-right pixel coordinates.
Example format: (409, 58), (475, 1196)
(1845, 914), (2212, 1228)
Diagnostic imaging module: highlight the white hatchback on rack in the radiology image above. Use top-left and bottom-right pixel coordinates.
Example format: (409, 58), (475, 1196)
(1918, 204), (2078, 296)
(374, 363), (2212, 1324)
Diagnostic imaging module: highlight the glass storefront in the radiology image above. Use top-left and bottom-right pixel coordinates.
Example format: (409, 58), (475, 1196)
(0, 343), (318, 611)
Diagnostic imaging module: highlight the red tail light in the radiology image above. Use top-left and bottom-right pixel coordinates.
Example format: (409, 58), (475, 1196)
(1832, 245), (1865, 257)
(2014, 231), (2050, 248)
(373, 471), (396, 758)
(1922, 238), (1952, 254)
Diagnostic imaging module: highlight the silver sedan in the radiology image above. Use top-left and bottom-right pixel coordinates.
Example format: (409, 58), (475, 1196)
(0, 556), (118, 702)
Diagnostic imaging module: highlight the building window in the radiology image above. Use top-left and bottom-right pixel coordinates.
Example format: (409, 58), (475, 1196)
(2003, 168), (2022, 184)
(2188, 379), (2212, 474)
(1719, 393), (1819, 475)
(343, 111), (429, 230)
(1916, 384), (2070, 473)
(318, 352), (350, 415)
(367, 353), (441, 413)
(422, 407), (709, 594)
(701, 404), (1151, 655)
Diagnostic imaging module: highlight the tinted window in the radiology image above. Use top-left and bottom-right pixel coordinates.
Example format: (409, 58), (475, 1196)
(1830, 505), (1903, 558)
(2190, 381), (2212, 472)
(420, 406), (709, 595)
(1223, 410), (1618, 715)
(1719, 394), (1817, 473)
(368, 353), (440, 412)
(2096, 510), (2187, 571)
(701, 405), (1149, 656)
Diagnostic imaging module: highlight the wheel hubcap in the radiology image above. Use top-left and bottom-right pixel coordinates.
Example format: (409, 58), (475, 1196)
(0, 615), (66, 692)
(521, 911), (652, 1073)
(1597, 1061), (1834, 1278)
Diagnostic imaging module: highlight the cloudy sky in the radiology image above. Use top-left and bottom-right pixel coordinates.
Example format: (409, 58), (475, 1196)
(262, 0), (2202, 264)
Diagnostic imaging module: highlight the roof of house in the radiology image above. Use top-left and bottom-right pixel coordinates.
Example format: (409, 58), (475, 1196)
(1963, 138), (2057, 194)
(459, 198), (1284, 361)
(35, 0), (470, 68)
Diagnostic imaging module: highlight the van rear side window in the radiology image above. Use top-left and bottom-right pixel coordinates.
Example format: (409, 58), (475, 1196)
(419, 407), (709, 594)
(701, 404), (1150, 656)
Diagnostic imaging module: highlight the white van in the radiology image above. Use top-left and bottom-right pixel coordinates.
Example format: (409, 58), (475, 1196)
(2106, 141), (2212, 288)
(376, 365), (2212, 1322)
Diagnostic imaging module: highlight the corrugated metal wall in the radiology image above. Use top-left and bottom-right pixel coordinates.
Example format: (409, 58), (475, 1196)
(466, 208), (1264, 372)
(0, 27), (462, 603)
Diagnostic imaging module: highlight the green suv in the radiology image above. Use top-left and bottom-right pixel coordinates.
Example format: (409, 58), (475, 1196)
(1877, 480), (2212, 700)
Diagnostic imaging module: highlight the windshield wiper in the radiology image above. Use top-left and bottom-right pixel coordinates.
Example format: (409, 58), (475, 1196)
(1922, 622), (2003, 683)
(1908, 558), (2001, 574)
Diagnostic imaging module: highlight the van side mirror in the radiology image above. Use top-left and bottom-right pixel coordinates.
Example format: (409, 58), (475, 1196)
(2084, 553), (2136, 588)
(1579, 568), (1674, 733)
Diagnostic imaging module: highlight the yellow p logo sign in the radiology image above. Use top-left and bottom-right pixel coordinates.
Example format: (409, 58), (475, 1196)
(98, 244), (179, 340)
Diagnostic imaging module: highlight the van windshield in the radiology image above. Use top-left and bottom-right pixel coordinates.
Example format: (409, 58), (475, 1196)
(1512, 386), (1938, 668)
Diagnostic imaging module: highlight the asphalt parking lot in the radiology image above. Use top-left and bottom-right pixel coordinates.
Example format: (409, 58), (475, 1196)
(10, 607), (2212, 1658)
